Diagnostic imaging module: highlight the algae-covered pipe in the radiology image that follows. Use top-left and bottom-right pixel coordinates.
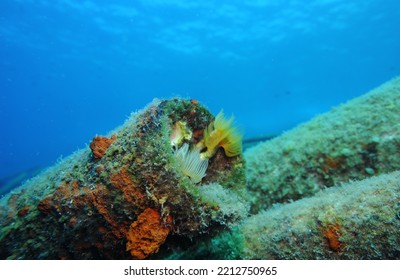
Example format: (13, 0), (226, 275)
(0, 98), (247, 259)
(246, 76), (400, 212)
(234, 171), (400, 259)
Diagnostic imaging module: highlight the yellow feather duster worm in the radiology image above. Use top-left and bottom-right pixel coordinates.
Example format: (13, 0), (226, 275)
(201, 110), (242, 158)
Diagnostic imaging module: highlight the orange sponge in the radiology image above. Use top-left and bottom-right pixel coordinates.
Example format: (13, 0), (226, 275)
(126, 208), (172, 259)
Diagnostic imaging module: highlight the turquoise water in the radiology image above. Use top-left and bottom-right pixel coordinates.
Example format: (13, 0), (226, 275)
(1, 0), (399, 180)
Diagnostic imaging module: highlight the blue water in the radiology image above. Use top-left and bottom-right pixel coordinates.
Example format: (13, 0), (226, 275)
(1, 0), (399, 180)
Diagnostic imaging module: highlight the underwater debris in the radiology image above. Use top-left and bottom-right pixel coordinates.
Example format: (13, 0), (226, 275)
(0, 98), (246, 259)
(201, 110), (242, 159)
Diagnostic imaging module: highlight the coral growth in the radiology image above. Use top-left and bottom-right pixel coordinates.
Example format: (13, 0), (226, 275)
(201, 110), (242, 158)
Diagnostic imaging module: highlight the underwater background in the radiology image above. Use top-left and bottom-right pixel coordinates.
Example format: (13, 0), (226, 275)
(1, 0), (399, 185)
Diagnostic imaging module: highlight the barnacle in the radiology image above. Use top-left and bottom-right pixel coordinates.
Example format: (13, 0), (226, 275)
(174, 143), (208, 183)
(201, 110), (242, 158)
